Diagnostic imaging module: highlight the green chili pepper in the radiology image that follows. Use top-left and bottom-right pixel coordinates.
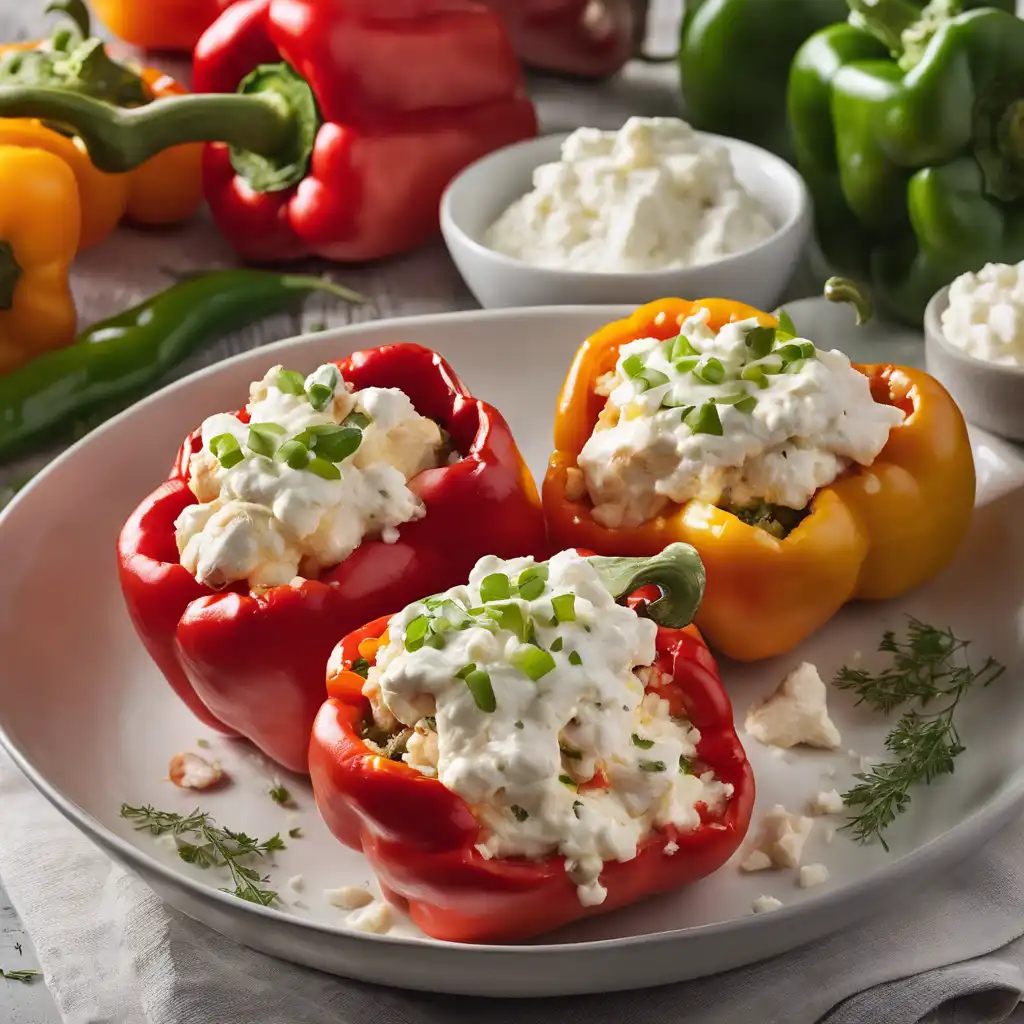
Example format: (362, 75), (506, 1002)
(0, 269), (364, 462)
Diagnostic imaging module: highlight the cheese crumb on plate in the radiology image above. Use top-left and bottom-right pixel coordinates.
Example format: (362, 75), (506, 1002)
(745, 663), (841, 750)
(740, 805), (813, 871)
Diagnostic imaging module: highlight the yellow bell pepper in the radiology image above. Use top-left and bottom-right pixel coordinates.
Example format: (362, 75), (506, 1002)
(543, 294), (976, 661)
(0, 146), (79, 375)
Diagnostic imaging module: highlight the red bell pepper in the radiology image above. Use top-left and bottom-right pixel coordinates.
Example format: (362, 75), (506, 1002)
(0, 0), (538, 264)
(117, 343), (547, 774)
(308, 553), (755, 944)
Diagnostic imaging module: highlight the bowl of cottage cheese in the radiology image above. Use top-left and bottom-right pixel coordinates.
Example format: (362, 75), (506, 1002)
(924, 262), (1024, 443)
(440, 117), (810, 310)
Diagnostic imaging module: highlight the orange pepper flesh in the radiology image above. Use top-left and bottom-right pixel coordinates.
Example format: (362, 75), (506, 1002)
(543, 299), (976, 662)
(90, 0), (224, 53)
(0, 43), (203, 249)
(0, 146), (79, 374)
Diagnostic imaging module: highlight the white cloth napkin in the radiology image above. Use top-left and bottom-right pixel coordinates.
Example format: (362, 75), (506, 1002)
(2, 748), (1023, 1024)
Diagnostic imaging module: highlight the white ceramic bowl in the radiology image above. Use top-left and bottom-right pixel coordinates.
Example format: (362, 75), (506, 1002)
(924, 286), (1024, 444)
(440, 131), (811, 311)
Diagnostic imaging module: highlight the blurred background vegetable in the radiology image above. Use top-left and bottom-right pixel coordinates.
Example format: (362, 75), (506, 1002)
(789, 0), (1022, 325)
(0, 0), (202, 249)
(90, 0), (232, 52)
(0, 145), (79, 375)
(0, 269), (363, 462)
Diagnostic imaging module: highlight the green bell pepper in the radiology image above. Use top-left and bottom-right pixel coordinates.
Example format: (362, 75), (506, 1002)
(679, 0), (848, 162)
(789, 0), (1024, 325)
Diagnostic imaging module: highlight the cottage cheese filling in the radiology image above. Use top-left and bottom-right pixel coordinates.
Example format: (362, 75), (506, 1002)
(175, 363), (445, 589)
(361, 550), (733, 906)
(941, 260), (1024, 366)
(484, 117), (776, 273)
(576, 307), (906, 529)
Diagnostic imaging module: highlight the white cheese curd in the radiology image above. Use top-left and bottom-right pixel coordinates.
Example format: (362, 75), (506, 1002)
(484, 117), (776, 273)
(941, 261), (1024, 365)
(745, 663), (841, 751)
(807, 789), (845, 817)
(346, 902), (392, 934)
(798, 863), (830, 889)
(363, 549), (734, 906)
(740, 805), (813, 871)
(325, 886), (373, 910)
(752, 894), (783, 914)
(175, 363), (445, 589)
(577, 308), (905, 529)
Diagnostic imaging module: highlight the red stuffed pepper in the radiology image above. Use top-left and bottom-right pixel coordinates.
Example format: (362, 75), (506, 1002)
(118, 343), (547, 774)
(309, 544), (754, 943)
(0, 0), (538, 264)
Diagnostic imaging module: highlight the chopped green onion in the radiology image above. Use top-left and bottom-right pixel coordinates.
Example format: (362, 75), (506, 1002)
(405, 615), (431, 652)
(734, 396), (757, 414)
(679, 756), (693, 774)
(551, 593), (576, 623)
(424, 716), (436, 731)
(343, 411), (371, 429)
(307, 456), (341, 480)
(485, 602), (528, 641)
(638, 368), (669, 391)
(776, 308), (797, 336)
(511, 805), (529, 822)
(622, 354), (645, 379)
(671, 355), (699, 375)
(573, 800), (583, 818)
(312, 426), (362, 463)
(307, 383), (334, 411)
(275, 438), (310, 470)
(515, 720), (524, 730)
(424, 632), (446, 650)
(275, 369), (306, 395)
(676, 404), (696, 423)
(744, 325), (776, 359)
(209, 432), (243, 469)
(511, 645), (556, 681)
(670, 334), (696, 360)
(517, 565), (549, 602)
(351, 657), (370, 679)
(639, 760), (667, 772)
(776, 340), (816, 364)
(711, 393), (747, 405)
(480, 573), (511, 603)
(631, 734), (654, 749)
(246, 422), (285, 458)
(684, 402), (723, 436)
(559, 774), (578, 790)
(464, 669), (496, 713)
(568, 650), (582, 666)
(550, 636), (564, 652)
(455, 663), (476, 679)
(711, 393), (758, 414)
(740, 365), (767, 388)
(693, 356), (726, 385)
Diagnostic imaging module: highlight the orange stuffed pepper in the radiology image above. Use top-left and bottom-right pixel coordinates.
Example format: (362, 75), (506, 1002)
(543, 280), (976, 662)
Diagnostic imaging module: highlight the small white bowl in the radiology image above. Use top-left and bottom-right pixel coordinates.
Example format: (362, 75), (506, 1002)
(440, 131), (811, 311)
(924, 286), (1024, 443)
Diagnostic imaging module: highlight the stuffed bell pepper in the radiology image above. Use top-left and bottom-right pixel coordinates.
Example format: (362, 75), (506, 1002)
(543, 282), (976, 662)
(118, 343), (547, 774)
(309, 544), (754, 943)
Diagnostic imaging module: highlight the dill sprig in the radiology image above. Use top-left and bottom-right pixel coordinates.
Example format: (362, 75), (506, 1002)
(120, 804), (286, 906)
(834, 617), (1004, 850)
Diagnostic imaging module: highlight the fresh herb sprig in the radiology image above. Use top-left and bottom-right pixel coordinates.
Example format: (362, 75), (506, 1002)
(834, 617), (1004, 849)
(1, 968), (41, 984)
(120, 804), (286, 905)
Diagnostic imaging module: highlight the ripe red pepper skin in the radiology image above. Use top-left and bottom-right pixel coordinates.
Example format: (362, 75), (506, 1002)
(309, 585), (755, 944)
(193, 0), (539, 263)
(117, 343), (547, 774)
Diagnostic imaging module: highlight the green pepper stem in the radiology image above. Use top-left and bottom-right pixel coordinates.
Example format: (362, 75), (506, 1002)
(0, 86), (293, 173)
(846, 0), (927, 56)
(46, 0), (91, 39)
(824, 276), (874, 326)
(587, 543), (707, 629)
(0, 241), (22, 311)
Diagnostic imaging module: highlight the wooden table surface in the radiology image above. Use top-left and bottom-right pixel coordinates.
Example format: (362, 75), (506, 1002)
(0, 2), (1014, 1022)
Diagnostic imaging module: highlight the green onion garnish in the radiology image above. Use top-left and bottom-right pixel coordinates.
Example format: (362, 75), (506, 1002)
(622, 354), (645, 379)
(307, 456), (341, 480)
(511, 805), (529, 822)
(559, 774), (578, 790)
(464, 669), (496, 713)
(568, 650), (582, 666)
(639, 760), (667, 772)
(455, 663), (476, 679)
(307, 383), (334, 411)
(480, 573), (511, 603)
(734, 396), (757, 414)
(744, 325), (776, 359)
(672, 355), (699, 375)
(405, 615), (431, 652)
(246, 422), (285, 458)
(209, 432), (243, 469)
(343, 411), (371, 430)
(670, 334), (696, 360)
(486, 602), (528, 641)
(511, 645), (556, 681)
(312, 426), (362, 463)
(275, 369), (306, 395)
(693, 356), (726, 385)
(275, 438), (310, 470)
(638, 368), (669, 391)
(351, 657), (370, 679)
(684, 402), (723, 436)
(631, 734), (654, 749)
(515, 720), (524, 730)
(679, 756), (693, 774)
(777, 340), (816, 364)
(550, 637), (564, 652)
(776, 308), (797, 336)
(424, 716), (436, 731)
(424, 631), (446, 650)
(552, 593), (576, 623)
(517, 565), (549, 602)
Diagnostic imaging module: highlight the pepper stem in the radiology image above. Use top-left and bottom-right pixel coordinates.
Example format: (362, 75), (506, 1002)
(587, 543), (706, 629)
(0, 241), (22, 311)
(846, 0), (927, 56)
(824, 276), (874, 326)
(46, 0), (91, 40)
(0, 61), (319, 193)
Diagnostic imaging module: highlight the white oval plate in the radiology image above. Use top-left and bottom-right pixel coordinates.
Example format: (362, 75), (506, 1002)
(2, 299), (1023, 998)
